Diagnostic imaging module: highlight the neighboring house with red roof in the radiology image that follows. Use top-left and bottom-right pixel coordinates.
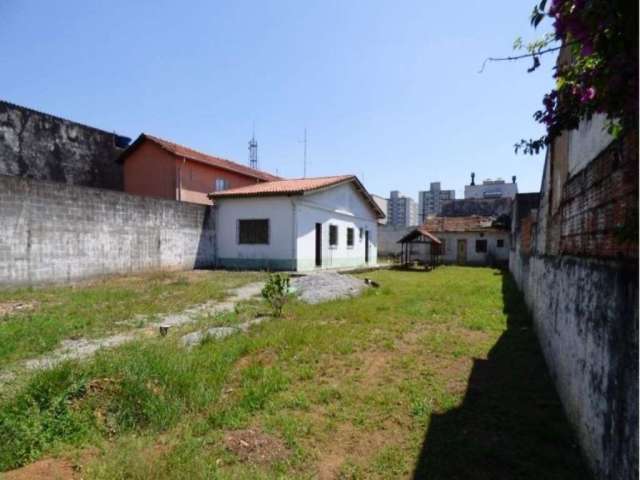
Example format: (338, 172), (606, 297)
(119, 133), (280, 205)
(209, 175), (385, 271)
(398, 215), (510, 266)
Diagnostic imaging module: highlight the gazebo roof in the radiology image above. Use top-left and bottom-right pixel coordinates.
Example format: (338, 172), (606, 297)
(398, 227), (442, 244)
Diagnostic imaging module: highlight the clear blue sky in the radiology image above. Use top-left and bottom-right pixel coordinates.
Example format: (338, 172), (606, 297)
(0, 0), (554, 199)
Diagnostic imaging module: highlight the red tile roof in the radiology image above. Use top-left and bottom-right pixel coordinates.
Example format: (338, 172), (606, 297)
(422, 216), (504, 232)
(119, 133), (281, 182)
(209, 175), (386, 219)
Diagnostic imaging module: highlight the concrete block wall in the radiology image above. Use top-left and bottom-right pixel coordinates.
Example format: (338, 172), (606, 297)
(510, 252), (638, 480)
(0, 100), (129, 191)
(0, 175), (215, 286)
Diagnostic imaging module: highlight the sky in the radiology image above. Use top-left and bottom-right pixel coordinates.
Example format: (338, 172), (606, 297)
(0, 1), (555, 199)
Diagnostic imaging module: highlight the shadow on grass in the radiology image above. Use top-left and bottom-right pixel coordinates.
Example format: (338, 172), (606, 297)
(412, 271), (591, 480)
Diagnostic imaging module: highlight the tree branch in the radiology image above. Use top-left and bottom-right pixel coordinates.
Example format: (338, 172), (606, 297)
(478, 44), (564, 73)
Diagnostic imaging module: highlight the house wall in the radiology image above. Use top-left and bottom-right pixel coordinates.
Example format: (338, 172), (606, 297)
(434, 231), (510, 265)
(0, 175), (216, 287)
(0, 100), (129, 191)
(295, 182), (379, 271)
(214, 182), (380, 272)
(123, 142), (177, 200)
(178, 159), (261, 205)
(509, 129), (638, 480)
(123, 140), (263, 205)
(215, 196), (296, 270)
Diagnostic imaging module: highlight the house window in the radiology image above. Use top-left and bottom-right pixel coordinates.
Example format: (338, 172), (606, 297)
(497, 239), (505, 248)
(329, 225), (338, 248)
(238, 219), (269, 244)
(347, 228), (354, 248)
(215, 178), (230, 191)
(475, 239), (487, 253)
(359, 227), (364, 241)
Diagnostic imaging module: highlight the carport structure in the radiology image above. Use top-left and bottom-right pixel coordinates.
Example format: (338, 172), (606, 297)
(397, 226), (442, 267)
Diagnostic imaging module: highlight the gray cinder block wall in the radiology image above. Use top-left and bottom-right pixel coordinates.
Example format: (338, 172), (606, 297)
(0, 175), (216, 286)
(0, 100), (130, 191)
(510, 253), (638, 479)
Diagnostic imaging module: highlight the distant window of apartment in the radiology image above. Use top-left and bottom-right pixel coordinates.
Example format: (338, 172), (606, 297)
(497, 239), (505, 248)
(238, 219), (269, 244)
(475, 239), (487, 253)
(215, 178), (230, 191)
(347, 228), (354, 248)
(329, 225), (338, 248)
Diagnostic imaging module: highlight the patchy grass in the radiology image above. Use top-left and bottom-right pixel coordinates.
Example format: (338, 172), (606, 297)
(0, 270), (265, 365)
(0, 267), (590, 479)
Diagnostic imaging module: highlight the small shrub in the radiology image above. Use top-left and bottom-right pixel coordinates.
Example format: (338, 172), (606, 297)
(261, 274), (290, 317)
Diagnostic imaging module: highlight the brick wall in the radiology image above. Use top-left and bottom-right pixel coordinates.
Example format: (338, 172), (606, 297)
(0, 175), (215, 286)
(559, 132), (638, 258)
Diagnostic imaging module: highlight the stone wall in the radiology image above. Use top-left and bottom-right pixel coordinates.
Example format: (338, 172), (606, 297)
(0, 100), (130, 191)
(0, 175), (216, 286)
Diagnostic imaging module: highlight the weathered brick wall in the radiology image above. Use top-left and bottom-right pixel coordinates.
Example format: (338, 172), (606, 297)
(0, 175), (215, 286)
(559, 132), (638, 258)
(0, 100), (130, 191)
(520, 215), (535, 255)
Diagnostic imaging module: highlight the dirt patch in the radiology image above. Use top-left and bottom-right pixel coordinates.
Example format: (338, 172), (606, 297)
(0, 301), (37, 317)
(314, 421), (405, 479)
(3, 457), (77, 480)
(224, 428), (289, 465)
(354, 350), (393, 387)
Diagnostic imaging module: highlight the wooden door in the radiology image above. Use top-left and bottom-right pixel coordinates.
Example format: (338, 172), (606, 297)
(457, 239), (467, 265)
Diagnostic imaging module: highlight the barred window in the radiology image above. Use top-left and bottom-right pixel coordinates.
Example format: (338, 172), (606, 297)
(238, 219), (269, 244)
(347, 228), (354, 247)
(475, 239), (487, 253)
(497, 239), (505, 248)
(329, 225), (338, 247)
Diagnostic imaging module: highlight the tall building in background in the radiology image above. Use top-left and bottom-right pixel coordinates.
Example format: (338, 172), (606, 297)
(418, 182), (455, 222)
(464, 172), (518, 199)
(387, 190), (418, 227)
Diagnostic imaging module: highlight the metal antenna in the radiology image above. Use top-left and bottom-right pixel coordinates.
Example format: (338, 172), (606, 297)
(248, 124), (258, 169)
(303, 128), (308, 178)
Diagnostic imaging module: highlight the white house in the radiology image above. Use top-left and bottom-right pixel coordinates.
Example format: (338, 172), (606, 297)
(208, 175), (385, 271)
(398, 216), (510, 266)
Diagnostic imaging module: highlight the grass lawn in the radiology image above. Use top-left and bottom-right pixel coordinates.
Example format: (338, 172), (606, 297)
(0, 267), (589, 479)
(0, 270), (265, 366)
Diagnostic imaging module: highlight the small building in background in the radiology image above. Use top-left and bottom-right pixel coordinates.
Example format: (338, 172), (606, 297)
(387, 190), (418, 227)
(0, 99), (130, 191)
(371, 194), (388, 224)
(418, 181), (455, 222)
(464, 173), (518, 199)
(398, 216), (510, 266)
(209, 175), (384, 271)
(119, 133), (280, 205)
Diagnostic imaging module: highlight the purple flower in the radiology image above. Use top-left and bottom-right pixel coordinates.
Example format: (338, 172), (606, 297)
(580, 86), (596, 102)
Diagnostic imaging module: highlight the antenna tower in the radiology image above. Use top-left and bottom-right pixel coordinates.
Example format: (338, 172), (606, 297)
(248, 129), (258, 169)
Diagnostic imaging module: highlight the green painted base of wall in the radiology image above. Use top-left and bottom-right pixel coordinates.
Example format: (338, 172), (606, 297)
(296, 258), (375, 272)
(217, 258), (296, 271)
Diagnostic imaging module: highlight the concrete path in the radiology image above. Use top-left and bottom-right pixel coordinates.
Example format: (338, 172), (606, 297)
(1, 282), (265, 383)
